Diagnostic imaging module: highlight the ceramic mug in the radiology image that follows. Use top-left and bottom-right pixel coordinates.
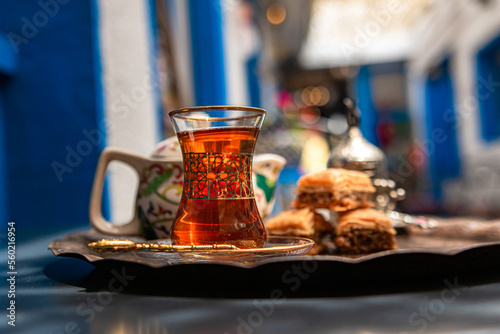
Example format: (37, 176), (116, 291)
(253, 154), (287, 219)
(89, 138), (286, 239)
(89, 147), (183, 240)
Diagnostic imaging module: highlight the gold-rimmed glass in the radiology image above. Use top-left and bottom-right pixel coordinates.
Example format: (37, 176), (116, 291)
(169, 106), (267, 248)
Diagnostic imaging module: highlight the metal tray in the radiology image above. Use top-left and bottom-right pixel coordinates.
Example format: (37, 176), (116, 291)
(48, 219), (500, 289)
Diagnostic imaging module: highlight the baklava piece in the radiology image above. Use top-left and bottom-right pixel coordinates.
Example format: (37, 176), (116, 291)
(293, 168), (375, 211)
(265, 208), (334, 255)
(335, 208), (397, 254)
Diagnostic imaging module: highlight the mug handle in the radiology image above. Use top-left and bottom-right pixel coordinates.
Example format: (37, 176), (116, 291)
(89, 148), (146, 236)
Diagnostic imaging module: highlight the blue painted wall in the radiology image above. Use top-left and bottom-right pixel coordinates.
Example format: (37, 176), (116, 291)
(188, 0), (226, 106)
(246, 54), (261, 108)
(356, 65), (379, 146)
(0, 0), (108, 232)
(0, 77), (7, 226)
(425, 60), (461, 199)
(477, 34), (500, 142)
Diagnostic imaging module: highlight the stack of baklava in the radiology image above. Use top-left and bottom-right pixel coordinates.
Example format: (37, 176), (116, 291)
(265, 168), (397, 255)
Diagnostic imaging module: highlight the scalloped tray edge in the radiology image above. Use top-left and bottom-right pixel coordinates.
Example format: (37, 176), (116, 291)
(48, 236), (500, 269)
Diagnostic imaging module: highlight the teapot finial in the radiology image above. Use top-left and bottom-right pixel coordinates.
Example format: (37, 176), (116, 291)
(343, 98), (360, 128)
(327, 97), (387, 179)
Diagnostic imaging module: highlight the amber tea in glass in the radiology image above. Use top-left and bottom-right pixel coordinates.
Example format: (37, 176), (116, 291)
(169, 106), (267, 248)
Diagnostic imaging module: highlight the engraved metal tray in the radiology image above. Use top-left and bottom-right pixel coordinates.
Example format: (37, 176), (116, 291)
(48, 218), (500, 289)
(50, 231), (314, 266)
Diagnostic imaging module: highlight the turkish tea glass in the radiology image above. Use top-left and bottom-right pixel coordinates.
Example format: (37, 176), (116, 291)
(169, 106), (267, 248)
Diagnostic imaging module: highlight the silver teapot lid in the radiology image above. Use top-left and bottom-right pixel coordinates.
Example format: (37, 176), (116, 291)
(327, 99), (387, 179)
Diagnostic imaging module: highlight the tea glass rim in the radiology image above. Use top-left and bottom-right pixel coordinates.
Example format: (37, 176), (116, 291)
(169, 105), (266, 122)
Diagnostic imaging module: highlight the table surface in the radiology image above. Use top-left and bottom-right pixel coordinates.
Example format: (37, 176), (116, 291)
(2, 226), (500, 334)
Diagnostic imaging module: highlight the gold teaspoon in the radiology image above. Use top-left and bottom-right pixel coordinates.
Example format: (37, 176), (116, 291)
(88, 239), (239, 253)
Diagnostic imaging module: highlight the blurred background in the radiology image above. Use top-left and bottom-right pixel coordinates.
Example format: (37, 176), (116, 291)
(1, 0), (500, 234)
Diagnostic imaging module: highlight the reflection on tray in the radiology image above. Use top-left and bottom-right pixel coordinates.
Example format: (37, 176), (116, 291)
(86, 235), (314, 263)
(48, 218), (500, 269)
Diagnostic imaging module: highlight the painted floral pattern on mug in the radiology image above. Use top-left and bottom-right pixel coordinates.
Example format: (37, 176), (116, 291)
(137, 162), (183, 239)
(252, 154), (287, 219)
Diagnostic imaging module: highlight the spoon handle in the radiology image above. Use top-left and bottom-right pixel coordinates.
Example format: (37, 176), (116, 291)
(87, 239), (239, 253)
